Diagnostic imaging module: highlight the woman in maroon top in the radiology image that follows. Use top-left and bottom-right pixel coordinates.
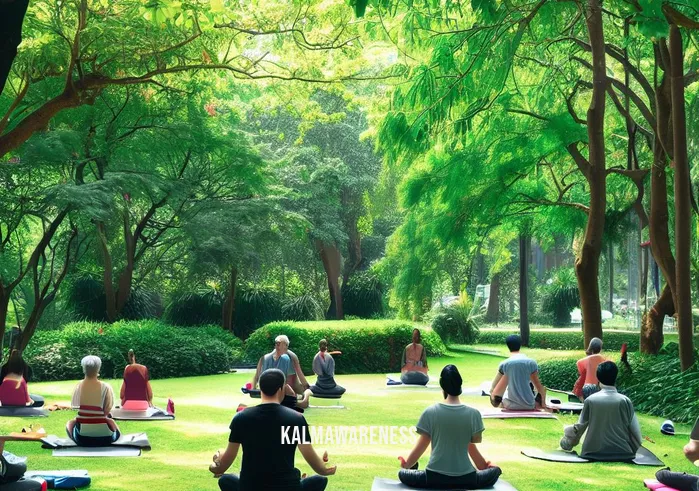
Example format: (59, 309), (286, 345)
(120, 350), (153, 409)
(0, 350), (43, 407)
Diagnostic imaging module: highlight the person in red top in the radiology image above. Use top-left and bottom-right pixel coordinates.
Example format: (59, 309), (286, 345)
(0, 350), (43, 407)
(120, 350), (153, 409)
(573, 338), (605, 401)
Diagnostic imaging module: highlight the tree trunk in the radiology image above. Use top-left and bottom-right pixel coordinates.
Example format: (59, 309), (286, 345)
(96, 222), (117, 322)
(608, 242), (614, 312)
(641, 284), (670, 354)
(115, 212), (135, 315)
(669, 25), (694, 371)
(519, 235), (530, 346)
(0, 0), (30, 95)
(576, 0), (607, 348)
(485, 272), (500, 324)
(222, 266), (238, 332)
(316, 240), (343, 320)
(0, 289), (10, 350)
(343, 217), (362, 285)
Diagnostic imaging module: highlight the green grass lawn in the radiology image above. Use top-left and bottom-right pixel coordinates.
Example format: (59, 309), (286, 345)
(1, 351), (695, 491)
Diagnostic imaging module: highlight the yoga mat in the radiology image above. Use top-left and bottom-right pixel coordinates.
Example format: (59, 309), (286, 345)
(521, 446), (664, 466)
(644, 479), (681, 491)
(371, 477), (519, 491)
(52, 447), (141, 457)
(241, 387), (261, 398)
(547, 401), (584, 414)
(0, 407), (48, 417)
(308, 404), (346, 409)
(41, 432), (150, 449)
(110, 407), (174, 421)
(24, 470), (91, 489)
(384, 384), (442, 391)
(481, 409), (557, 419)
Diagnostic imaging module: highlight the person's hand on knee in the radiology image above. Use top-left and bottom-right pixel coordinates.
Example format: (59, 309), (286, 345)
(684, 440), (699, 464)
(490, 395), (502, 408)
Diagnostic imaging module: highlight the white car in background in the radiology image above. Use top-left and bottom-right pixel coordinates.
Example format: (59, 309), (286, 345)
(570, 308), (613, 324)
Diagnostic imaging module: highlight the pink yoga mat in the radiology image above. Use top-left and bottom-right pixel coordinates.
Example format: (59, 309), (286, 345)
(644, 479), (680, 491)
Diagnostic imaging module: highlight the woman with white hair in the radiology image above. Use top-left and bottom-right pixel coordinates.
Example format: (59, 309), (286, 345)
(66, 355), (120, 446)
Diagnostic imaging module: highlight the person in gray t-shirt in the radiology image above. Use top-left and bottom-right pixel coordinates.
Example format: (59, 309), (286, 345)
(397, 365), (501, 489)
(560, 361), (642, 461)
(489, 335), (547, 410)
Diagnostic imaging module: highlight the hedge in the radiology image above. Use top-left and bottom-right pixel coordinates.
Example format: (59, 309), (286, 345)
(245, 320), (447, 374)
(22, 321), (243, 381)
(475, 329), (695, 351)
(538, 346), (699, 423)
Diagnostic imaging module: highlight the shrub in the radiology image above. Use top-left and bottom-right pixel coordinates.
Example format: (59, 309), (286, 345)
(22, 320), (243, 381)
(429, 293), (480, 344)
(282, 294), (324, 321)
(540, 268), (580, 326)
(538, 357), (580, 391)
(341, 271), (384, 319)
(474, 329), (699, 351)
(165, 291), (222, 326)
(245, 320), (446, 374)
(234, 287), (283, 339)
(67, 277), (161, 322)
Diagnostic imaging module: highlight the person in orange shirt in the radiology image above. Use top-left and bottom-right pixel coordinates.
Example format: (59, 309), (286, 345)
(573, 338), (605, 401)
(401, 329), (429, 385)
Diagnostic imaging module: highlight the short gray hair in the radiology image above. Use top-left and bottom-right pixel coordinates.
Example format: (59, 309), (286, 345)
(81, 355), (102, 377)
(275, 335), (290, 346)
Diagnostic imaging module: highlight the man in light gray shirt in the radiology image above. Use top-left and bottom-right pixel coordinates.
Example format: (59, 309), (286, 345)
(560, 361), (642, 461)
(489, 335), (547, 410)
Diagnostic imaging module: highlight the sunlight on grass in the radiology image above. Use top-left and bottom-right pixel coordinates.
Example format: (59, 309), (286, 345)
(0, 351), (695, 491)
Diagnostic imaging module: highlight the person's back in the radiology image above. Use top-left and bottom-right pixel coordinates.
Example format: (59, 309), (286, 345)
(420, 403), (482, 476)
(499, 354), (538, 410)
(0, 375), (30, 406)
(312, 352), (335, 389)
(123, 364), (149, 402)
(578, 354), (604, 384)
(579, 388), (640, 460)
(231, 403), (306, 490)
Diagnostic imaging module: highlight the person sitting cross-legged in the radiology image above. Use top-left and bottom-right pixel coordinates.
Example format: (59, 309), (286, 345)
(120, 349), (153, 409)
(66, 355), (121, 447)
(560, 361), (642, 461)
(309, 339), (345, 397)
(489, 334), (547, 410)
(210, 368), (336, 491)
(398, 365), (502, 490)
(0, 350), (44, 407)
(251, 335), (312, 410)
(573, 337), (605, 401)
(400, 329), (429, 386)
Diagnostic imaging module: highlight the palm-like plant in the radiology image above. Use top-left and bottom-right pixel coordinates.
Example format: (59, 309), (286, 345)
(541, 268), (580, 326)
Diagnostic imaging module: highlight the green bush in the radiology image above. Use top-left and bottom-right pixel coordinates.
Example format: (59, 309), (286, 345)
(341, 271), (384, 319)
(67, 277), (161, 322)
(234, 287), (283, 339)
(245, 320), (446, 374)
(429, 294), (480, 344)
(541, 268), (580, 326)
(282, 294), (324, 321)
(22, 321), (243, 381)
(538, 357), (580, 391)
(164, 291), (222, 326)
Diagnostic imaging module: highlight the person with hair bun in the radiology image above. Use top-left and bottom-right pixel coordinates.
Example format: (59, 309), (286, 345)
(120, 349), (153, 410)
(397, 365), (501, 489)
(573, 337), (605, 401)
(309, 339), (345, 397)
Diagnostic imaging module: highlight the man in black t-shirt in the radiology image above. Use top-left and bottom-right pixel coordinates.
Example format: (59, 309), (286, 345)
(209, 368), (336, 491)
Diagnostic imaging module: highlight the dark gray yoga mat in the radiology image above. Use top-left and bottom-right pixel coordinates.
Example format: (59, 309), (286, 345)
(481, 409), (557, 419)
(0, 406), (48, 417)
(521, 446), (664, 466)
(371, 477), (519, 491)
